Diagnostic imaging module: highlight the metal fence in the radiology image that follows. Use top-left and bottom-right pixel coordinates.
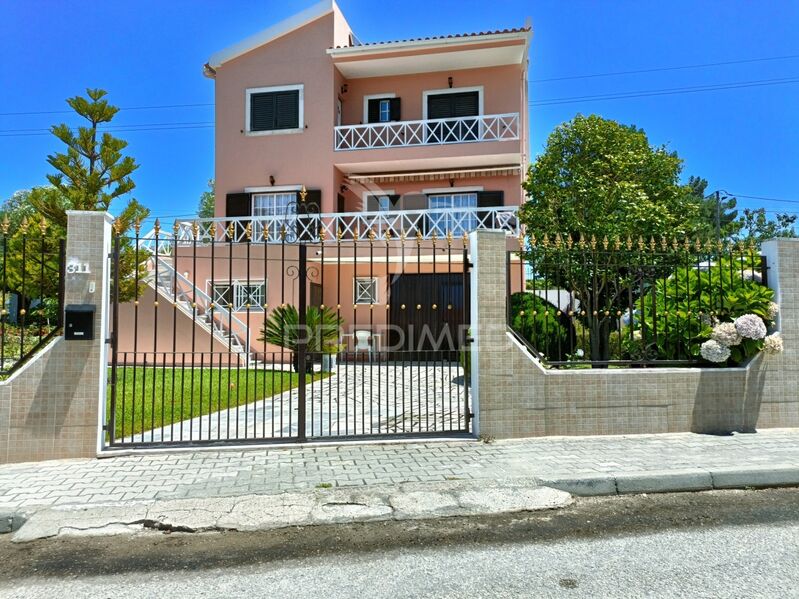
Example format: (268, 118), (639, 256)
(0, 216), (65, 376)
(107, 219), (472, 447)
(507, 234), (768, 367)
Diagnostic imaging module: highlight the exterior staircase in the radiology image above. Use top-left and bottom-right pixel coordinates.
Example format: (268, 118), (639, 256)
(139, 231), (254, 365)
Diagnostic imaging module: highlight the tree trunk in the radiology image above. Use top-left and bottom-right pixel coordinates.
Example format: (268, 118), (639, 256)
(589, 316), (612, 368)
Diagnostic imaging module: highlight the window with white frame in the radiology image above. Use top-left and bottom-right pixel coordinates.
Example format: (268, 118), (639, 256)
(428, 192), (478, 235)
(252, 192), (297, 240)
(246, 84), (303, 135)
(354, 277), (378, 305)
(378, 99), (391, 123)
(211, 281), (266, 311)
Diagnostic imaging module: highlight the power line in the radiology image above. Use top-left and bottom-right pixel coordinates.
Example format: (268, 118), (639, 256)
(0, 121), (214, 134)
(0, 103), (213, 117)
(728, 193), (799, 205)
(529, 76), (799, 106)
(530, 53), (799, 83)
(0, 124), (214, 138)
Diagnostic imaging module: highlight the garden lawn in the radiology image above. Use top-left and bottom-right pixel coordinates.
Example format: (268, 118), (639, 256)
(106, 366), (321, 439)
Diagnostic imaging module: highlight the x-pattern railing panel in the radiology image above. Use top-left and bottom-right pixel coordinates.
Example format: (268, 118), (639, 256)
(169, 206), (519, 245)
(334, 113), (519, 151)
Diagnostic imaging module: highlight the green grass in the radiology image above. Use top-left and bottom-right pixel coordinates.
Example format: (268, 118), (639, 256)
(106, 366), (316, 439)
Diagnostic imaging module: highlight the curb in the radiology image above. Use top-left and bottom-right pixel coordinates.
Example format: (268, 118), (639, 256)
(536, 464), (799, 496)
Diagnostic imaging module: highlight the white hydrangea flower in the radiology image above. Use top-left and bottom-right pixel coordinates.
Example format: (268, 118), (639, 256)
(711, 322), (742, 347)
(700, 339), (731, 363)
(734, 314), (767, 340)
(768, 302), (780, 321)
(699, 313), (717, 328)
(763, 333), (784, 355)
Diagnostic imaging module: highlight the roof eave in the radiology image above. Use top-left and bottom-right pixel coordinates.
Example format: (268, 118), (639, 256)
(326, 29), (530, 59)
(208, 0), (335, 69)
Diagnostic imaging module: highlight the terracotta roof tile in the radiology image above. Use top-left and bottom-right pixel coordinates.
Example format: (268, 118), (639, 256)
(332, 26), (530, 49)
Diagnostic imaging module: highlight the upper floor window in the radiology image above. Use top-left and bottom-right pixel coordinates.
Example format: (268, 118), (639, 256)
(364, 94), (401, 123)
(246, 84), (303, 135)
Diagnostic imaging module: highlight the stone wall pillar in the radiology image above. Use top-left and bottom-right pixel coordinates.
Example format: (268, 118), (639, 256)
(0, 211), (112, 463)
(469, 230), (513, 437)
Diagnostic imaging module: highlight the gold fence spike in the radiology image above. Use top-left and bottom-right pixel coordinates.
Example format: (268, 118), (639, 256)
(635, 235), (643, 251)
(613, 236), (621, 251)
(134, 219), (142, 236)
(625, 235), (633, 250)
(280, 225), (287, 241)
(320, 228), (327, 242)
(299, 184), (308, 202)
(0, 214), (9, 236)
(446, 230), (453, 246)
(529, 233), (537, 247)
(384, 229), (392, 242)
(578, 232), (586, 248)
(336, 226), (343, 242)
(590, 234), (597, 250)
(694, 237), (702, 252)
(209, 222), (217, 238)
(38, 215), (48, 236)
(518, 232), (524, 249)
(462, 231), (468, 247)
(671, 237), (678, 251)
(660, 236), (668, 251)
(566, 235), (574, 249)
(19, 216), (29, 235)
(416, 229), (423, 245)
(369, 228), (376, 242)
(245, 221), (252, 241)
(542, 233), (550, 248)
(111, 219), (122, 237)
(649, 236), (656, 252)
(554, 233), (563, 248)
(226, 222), (235, 240)
(602, 235), (609, 250)
(173, 219), (180, 237)
(153, 218), (161, 237)
(400, 228), (406, 242)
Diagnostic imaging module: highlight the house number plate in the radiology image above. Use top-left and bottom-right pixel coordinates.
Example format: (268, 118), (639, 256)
(66, 261), (91, 274)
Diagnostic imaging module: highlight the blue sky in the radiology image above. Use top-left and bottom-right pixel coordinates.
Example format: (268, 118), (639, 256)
(1, 0), (798, 225)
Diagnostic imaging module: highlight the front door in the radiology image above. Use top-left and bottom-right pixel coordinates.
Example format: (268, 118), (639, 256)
(426, 91), (479, 143)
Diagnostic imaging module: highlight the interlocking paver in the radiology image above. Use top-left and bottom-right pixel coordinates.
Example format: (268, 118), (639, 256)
(1, 429), (798, 511)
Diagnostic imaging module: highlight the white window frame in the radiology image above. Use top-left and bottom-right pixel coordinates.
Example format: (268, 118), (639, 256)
(421, 86), (484, 120)
(245, 84), (304, 137)
(426, 191), (480, 236)
(362, 93), (395, 123)
(207, 279), (267, 312)
(361, 189), (395, 212)
(353, 277), (378, 305)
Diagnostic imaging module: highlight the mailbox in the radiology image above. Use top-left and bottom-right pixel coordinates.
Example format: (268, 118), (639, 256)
(64, 304), (95, 340)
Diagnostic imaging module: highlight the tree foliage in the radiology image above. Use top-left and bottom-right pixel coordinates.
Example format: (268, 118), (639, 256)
(198, 180), (215, 218)
(30, 88), (149, 231)
(520, 114), (699, 242)
(736, 208), (797, 245)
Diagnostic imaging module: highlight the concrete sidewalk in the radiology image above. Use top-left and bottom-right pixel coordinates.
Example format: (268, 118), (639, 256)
(3, 428), (799, 511)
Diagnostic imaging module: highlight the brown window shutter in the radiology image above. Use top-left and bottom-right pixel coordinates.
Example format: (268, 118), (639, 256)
(477, 191), (504, 207)
(225, 192), (250, 241)
(389, 98), (401, 121)
(225, 193), (251, 217)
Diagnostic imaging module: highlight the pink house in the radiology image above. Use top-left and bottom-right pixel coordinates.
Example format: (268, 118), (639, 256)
(118, 0), (529, 364)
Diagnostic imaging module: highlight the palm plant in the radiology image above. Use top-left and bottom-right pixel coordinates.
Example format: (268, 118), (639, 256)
(259, 304), (343, 371)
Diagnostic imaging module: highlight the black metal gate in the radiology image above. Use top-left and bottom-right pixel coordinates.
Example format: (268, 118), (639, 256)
(106, 221), (471, 448)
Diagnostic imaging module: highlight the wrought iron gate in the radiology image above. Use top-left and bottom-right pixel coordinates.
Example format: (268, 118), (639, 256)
(106, 218), (472, 448)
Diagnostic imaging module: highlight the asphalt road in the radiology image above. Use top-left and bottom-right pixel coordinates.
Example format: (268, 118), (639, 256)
(2, 488), (798, 598)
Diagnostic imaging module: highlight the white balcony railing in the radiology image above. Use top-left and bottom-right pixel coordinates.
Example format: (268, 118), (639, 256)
(334, 113), (520, 151)
(167, 206), (520, 245)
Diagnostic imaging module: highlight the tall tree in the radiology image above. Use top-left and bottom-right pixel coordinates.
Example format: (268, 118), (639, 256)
(197, 179), (215, 218)
(737, 208), (797, 245)
(519, 114), (704, 363)
(31, 88), (148, 231)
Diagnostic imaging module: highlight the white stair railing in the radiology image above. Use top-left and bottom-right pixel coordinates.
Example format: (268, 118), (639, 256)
(138, 234), (254, 364)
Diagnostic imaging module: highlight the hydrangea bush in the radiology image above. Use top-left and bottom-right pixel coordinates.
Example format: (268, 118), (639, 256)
(632, 257), (784, 366)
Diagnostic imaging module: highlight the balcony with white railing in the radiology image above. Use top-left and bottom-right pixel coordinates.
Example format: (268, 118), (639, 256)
(334, 113), (520, 151)
(166, 205), (520, 245)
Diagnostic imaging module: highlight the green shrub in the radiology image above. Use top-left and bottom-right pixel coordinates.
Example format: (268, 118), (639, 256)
(509, 292), (575, 362)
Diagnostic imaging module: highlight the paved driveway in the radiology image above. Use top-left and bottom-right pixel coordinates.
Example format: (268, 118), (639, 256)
(128, 361), (469, 444)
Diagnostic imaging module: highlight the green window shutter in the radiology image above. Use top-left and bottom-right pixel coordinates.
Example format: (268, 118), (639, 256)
(250, 90), (299, 131)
